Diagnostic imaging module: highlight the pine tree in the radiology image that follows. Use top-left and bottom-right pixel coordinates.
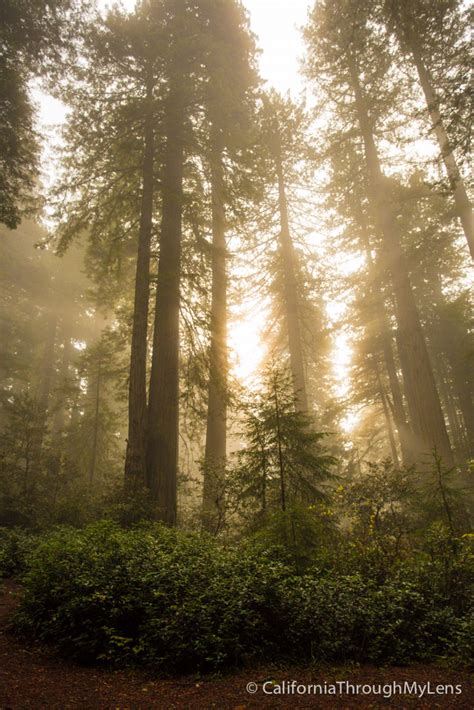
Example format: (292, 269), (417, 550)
(235, 364), (334, 517)
(0, 0), (86, 227)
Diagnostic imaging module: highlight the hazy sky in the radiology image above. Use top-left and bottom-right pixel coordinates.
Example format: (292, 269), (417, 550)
(244, 0), (310, 94)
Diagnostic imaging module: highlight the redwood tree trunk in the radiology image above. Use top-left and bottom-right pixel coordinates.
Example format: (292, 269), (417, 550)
(124, 78), (155, 488)
(51, 329), (72, 447)
(35, 312), (58, 452)
(358, 208), (413, 464)
(396, 19), (474, 260)
(202, 128), (228, 530)
(431, 281), (474, 457)
(146, 84), (185, 525)
(380, 331), (415, 464)
(436, 361), (466, 459)
(412, 51), (473, 259)
(451, 367), (474, 457)
(273, 377), (286, 512)
(29, 312), (57, 486)
(375, 366), (400, 468)
(274, 137), (309, 413)
(88, 351), (102, 486)
(348, 56), (454, 467)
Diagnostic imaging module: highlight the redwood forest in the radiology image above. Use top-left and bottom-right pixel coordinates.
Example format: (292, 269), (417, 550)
(0, 0), (473, 707)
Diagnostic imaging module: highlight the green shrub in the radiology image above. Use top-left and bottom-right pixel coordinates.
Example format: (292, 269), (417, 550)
(446, 612), (474, 667)
(250, 504), (339, 572)
(15, 521), (287, 670)
(273, 573), (376, 661)
(14, 520), (473, 672)
(271, 574), (466, 665)
(0, 527), (36, 578)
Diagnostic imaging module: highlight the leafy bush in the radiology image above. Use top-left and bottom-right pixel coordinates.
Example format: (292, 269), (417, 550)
(0, 527), (37, 578)
(14, 521), (473, 672)
(15, 521), (287, 670)
(250, 504), (339, 572)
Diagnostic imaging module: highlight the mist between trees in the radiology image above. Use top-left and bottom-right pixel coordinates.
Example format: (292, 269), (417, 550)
(0, 0), (472, 540)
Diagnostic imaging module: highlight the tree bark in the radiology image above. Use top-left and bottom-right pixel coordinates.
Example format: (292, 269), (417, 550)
(51, 329), (72, 447)
(426, 273), (474, 457)
(88, 350), (102, 485)
(274, 135), (309, 413)
(348, 56), (454, 467)
(273, 377), (286, 512)
(381, 332), (415, 463)
(450, 366), (474, 456)
(124, 78), (155, 489)
(202, 127), (228, 530)
(434, 275), (474, 455)
(35, 312), (58, 453)
(374, 361), (400, 468)
(146, 83), (185, 525)
(437, 361), (466, 458)
(260, 437), (267, 515)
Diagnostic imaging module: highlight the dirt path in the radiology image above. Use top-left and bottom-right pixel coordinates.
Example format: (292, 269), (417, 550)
(0, 580), (472, 709)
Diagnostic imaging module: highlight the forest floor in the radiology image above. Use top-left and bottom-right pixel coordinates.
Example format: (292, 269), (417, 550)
(0, 580), (472, 710)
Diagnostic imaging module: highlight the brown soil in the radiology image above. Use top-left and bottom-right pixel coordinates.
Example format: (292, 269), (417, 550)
(0, 579), (472, 709)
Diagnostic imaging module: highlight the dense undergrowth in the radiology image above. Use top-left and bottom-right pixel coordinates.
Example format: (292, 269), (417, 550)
(4, 519), (472, 673)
